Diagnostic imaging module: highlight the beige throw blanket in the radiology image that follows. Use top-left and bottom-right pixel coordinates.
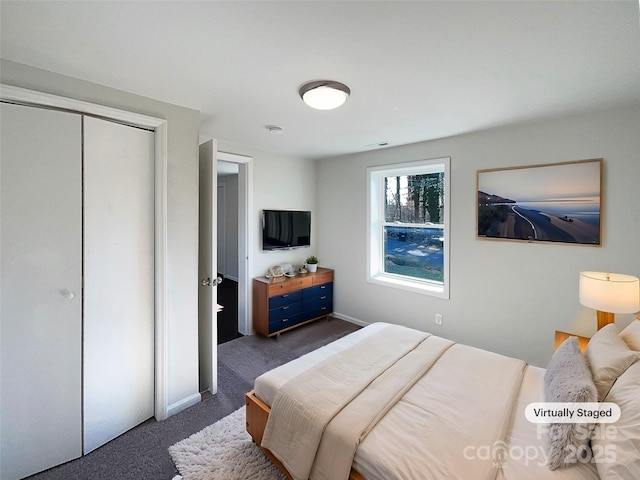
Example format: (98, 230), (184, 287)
(310, 334), (455, 480)
(261, 324), (432, 480)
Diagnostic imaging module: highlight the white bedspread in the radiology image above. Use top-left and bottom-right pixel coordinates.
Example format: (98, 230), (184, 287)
(354, 343), (526, 480)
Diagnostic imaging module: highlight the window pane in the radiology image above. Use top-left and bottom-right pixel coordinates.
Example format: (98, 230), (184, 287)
(368, 157), (450, 298)
(384, 172), (444, 224)
(383, 225), (444, 282)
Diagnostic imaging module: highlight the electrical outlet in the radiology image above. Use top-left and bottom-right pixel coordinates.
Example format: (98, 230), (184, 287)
(434, 313), (443, 326)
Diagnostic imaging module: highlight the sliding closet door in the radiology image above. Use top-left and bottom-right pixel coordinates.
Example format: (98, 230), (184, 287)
(0, 103), (83, 479)
(83, 116), (155, 453)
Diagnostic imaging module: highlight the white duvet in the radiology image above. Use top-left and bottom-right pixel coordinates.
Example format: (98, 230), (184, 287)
(254, 322), (600, 480)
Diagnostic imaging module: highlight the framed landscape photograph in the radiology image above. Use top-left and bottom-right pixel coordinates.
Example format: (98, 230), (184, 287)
(477, 159), (602, 246)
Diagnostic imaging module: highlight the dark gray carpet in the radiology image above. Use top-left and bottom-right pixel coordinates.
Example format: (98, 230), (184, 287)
(26, 318), (360, 480)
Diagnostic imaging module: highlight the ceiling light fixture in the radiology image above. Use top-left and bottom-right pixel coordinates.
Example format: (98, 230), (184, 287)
(299, 80), (350, 110)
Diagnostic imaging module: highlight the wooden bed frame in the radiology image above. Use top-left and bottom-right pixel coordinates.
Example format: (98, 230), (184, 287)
(554, 330), (590, 352)
(245, 331), (591, 480)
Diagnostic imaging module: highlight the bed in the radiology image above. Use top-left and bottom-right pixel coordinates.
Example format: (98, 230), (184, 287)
(246, 320), (640, 480)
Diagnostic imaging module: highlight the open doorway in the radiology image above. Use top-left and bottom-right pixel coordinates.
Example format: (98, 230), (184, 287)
(216, 151), (252, 343)
(216, 160), (239, 343)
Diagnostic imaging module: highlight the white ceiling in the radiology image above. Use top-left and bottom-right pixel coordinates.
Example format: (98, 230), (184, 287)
(1, 1), (638, 160)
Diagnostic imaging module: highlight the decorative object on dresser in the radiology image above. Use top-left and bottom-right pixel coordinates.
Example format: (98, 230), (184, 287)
(305, 255), (319, 273)
(253, 267), (333, 337)
(579, 271), (640, 330)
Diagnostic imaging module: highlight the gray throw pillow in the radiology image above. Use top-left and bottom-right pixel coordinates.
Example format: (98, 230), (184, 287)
(544, 337), (597, 470)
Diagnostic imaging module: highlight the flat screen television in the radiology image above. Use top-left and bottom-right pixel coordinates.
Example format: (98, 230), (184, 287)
(262, 210), (311, 251)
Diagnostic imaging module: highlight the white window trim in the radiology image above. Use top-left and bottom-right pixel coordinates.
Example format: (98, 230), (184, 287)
(367, 157), (450, 299)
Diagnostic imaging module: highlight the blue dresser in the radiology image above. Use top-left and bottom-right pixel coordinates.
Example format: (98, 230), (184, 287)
(253, 268), (334, 337)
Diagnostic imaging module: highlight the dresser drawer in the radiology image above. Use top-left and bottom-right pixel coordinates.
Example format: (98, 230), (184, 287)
(302, 304), (332, 321)
(269, 301), (302, 322)
(268, 276), (312, 296)
(269, 289), (302, 309)
(312, 271), (333, 285)
(303, 282), (333, 299)
(303, 291), (333, 311)
(269, 313), (303, 333)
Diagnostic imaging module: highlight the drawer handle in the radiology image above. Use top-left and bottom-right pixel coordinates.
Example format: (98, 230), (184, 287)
(320, 295), (327, 300)
(282, 306), (289, 310)
(320, 285), (326, 289)
(282, 294), (289, 298)
(283, 318), (290, 322)
(320, 306), (327, 311)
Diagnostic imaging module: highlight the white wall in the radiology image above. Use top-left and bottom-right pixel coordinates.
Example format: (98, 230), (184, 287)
(1, 59), (202, 411)
(317, 105), (640, 367)
(217, 141), (318, 281)
(218, 174), (239, 280)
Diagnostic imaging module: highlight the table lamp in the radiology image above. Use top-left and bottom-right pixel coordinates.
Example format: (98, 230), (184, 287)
(579, 272), (640, 330)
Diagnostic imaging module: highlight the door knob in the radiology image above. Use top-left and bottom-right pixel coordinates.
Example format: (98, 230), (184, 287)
(201, 276), (223, 287)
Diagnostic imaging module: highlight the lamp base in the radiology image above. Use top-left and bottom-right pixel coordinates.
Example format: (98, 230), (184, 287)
(596, 310), (615, 330)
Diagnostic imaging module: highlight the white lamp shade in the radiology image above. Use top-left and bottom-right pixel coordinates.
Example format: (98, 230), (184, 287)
(579, 271), (640, 313)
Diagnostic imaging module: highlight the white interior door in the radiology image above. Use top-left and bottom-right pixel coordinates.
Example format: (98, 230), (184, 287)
(198, 140), (218, 394)
(0, 103), (83, 479)
(83, 116), (155, 453)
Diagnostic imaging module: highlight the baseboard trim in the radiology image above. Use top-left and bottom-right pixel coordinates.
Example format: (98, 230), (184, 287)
(166, 392), (201, 417)
(332, 312), (370, 328)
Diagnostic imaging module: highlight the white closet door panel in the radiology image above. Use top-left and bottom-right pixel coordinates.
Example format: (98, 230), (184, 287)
(83, 116), (155, 453)
(0, 103), (82, 479)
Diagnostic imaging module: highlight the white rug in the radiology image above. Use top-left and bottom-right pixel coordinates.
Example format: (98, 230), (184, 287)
(169, 406), (287, 480)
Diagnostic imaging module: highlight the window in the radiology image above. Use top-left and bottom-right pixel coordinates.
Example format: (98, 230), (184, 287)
(367, 157), (450, 298)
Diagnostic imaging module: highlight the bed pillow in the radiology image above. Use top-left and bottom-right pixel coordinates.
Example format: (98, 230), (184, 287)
(584, 324), (640, 401)
(544, 336), (598, 470)
(591, 360), (640, 479)
(620, 319), (640, 351)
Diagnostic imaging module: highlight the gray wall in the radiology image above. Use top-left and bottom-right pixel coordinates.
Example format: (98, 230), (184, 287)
(316, 105), (640, 367)
(1, 59), (201, 410)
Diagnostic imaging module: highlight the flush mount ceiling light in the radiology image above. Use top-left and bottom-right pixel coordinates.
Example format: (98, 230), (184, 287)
(299, 80), (350, 110)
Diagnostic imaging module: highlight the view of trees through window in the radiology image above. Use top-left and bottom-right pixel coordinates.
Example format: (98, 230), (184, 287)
(383, 172), (445, 283)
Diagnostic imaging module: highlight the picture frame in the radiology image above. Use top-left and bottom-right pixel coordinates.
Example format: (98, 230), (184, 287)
(268, 265), (284, 277)
(476, 158), (602, 246)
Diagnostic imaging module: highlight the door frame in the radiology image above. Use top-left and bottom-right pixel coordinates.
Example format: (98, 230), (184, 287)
(1, 84), (171, 420)
(217, 151), (253, 335)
